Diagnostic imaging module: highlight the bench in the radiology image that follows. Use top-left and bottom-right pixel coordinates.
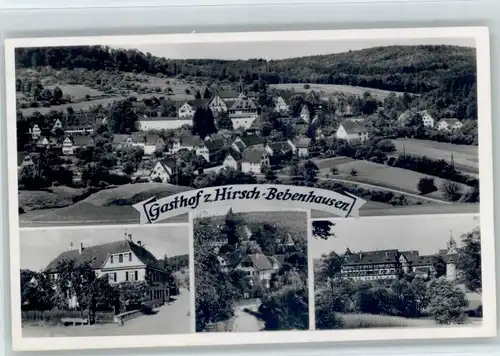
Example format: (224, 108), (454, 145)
(61, 317), (88, 326)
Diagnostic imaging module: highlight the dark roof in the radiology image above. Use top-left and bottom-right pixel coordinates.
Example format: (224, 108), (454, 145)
(205, 138), (225, 151)
(294, 137), (311, 148)
(188, 99), (210, 110)
(145, 134), (164, 146)
(217, 91), (239, 99)
(139, 116), (188, 122)
(159, 158), (177, 170)
(269, 141), (292, 152)
(240, 135), (263, 147)
(239, 254), (273, 271)
(344, 249), (399, 266)
(242, 149), (267, 163)
(232, 141), (246, 152)
(71, 135), (93, 146)
(230, 97), (257, 111)
(113, 134), (131, 144)
(178, 135), (204, 147)
(439, 118), (461, 125)
(44, 240), (166, 273)
(339, 119), (368, 134)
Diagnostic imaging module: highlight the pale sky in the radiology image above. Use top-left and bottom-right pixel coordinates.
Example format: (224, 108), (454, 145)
(310, 214), (480, 259)
(20, 224), (189, 272)
(115, 37), (475, 61)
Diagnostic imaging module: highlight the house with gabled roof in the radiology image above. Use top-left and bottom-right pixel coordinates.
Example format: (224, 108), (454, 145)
(29, 124), (41, 139)
(273, 96), (289, 113)
(294, 137), (311, 158)
(231, 135), (265, 154)
(235, 253), (280, 288)
(149, 158), (178, 183)
(229, 96), (259, 129)
(136, 116), (192, 132)
(143, 134), (166, 156)
(51, 119), (64, 132)
(437, 118), (463, 131)
(208, 94), (229, 114)
(44, 235), (170, 308)
(336, 119), (369, 143)
(222, 153), (239, 170)
(265, 140), (296, 156)
(299, 105), (311, 123)
(241, 148), (270, 174)
(172, 135), (210, 162)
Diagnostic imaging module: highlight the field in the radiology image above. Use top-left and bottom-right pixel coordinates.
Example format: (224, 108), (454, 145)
(19, 186), (86, 212)
(338, 313), (481, 329)
(19, 96), (125, 116)
(391, 139), (479, 175)
(314, 156), (473, 201)
(269, 83), (403, 100)
(44, 84), (107, 101)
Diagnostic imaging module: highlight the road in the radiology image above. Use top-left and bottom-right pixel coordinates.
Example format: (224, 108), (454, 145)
(231, 301), (264, 332)
(22, 289), (191, 338)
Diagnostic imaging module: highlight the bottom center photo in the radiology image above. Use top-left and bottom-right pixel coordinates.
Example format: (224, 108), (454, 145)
(192, 209), (310, 333)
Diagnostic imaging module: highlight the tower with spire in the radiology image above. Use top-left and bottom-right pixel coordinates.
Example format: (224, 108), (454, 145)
(447, 230), (458, 254)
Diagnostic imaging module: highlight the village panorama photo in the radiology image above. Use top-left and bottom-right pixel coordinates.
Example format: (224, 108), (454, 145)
(5, 27), (495, 350)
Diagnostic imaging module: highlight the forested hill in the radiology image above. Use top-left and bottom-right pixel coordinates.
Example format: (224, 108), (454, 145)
(16, 44), (476, 95)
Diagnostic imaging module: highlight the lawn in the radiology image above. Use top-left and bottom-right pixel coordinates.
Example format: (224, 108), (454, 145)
(44, 84), (107, 101)
(19, 96), (125, 116)
(338, 313), (481, 329)
(391, 138), (479, 175)
(315, 157), (473, 200)
(18, 186), (86, 212)
(269, 83), (403, 100)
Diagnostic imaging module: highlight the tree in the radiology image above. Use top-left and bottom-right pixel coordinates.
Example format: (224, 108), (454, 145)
(316, 251), (343, 285)
(427, 277), (469, 325)
(108, 99), (138, 134)
(458, 227), (481, 293)
(258, 285), (309, 330)
(53, 86), (63, 101)
(418, 177), (437, 195)
(303, 160), (319, 185)
(217, 112), (233, 130)
(433, 255), (447, 278)
(192, 107), (217, 139)
(221, 208), (243, 246)
(264, 168), (277, 182)
(350, 168), (358, 176)
(312, 220), (335, 240)
(442, 181), (462, 201)
(20, 270), (54, 310)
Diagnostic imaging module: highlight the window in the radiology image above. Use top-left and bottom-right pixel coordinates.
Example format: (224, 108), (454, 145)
(125, 271), (129, 281)
(119, 254), (123, 263)
(113, 273), (117, 282)
(135, 271), (138, 281)
(110, 256), (114, 264)
(129, 253), (132, 262)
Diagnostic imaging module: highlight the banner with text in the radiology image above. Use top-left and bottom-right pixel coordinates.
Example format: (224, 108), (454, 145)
(133, 185), (366, 224)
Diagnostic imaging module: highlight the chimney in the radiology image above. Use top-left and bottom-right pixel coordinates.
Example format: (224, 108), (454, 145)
(79, 243), (84, 254)
(137, 240), (142, 246)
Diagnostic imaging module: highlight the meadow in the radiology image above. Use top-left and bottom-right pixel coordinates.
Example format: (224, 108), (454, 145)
(269, 83), (404, 100)
(391, 138), (479, 175)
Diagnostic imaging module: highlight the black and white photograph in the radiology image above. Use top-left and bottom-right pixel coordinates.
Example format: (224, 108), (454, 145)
(5, 28), (495, 350)
(193, 209), (309, 332)
(311, 215), (483, 330)
(18, 224), (191, 338)
(9, 30), (485, 229)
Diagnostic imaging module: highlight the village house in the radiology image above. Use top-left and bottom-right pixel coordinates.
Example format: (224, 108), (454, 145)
(177, 99), (210, 119)
(299, 105), (311, 123)
(112, 133), (145, 150)
(65, 124), (94, 135)
(241, 148), (270, 174)
(29, 124), (41, 139)
(273, 96), (289, 113)
(265, 140), (296, 156)
(336, 119), (369, 143)
(231, 135), (265, 153)
(149, 158), (178, 183)
(61, 136), (95, 155)
(44, 235), (170, 309)
(143, 134), (166, 156)
(437, 118), (463, 131)
(398, 109), (435, 128)
(340, 235), (459, 282)
(294, 137), (311, 158)
(136, 115), (192, 131)
(235, 253), (280, 289)
(51, 119), (63, 132)
(222, 153), (239, 170)
(208, 94), (229, 114)
(172, 135), (210, 162)
(228, 95), (259, 130)
(17, 153), (37, 172)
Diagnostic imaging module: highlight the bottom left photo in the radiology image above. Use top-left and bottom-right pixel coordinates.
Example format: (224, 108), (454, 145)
(18, 223), (192, 337)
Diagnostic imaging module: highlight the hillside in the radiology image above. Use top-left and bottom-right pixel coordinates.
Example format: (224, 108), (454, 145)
(16, 44), (475, 97)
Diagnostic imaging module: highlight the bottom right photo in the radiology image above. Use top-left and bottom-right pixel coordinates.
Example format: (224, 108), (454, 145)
(311, 214), (482, 330)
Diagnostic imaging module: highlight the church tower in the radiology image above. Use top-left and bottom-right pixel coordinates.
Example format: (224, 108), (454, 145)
(447, 230), (458, 254)
(445, 230), (458, 281)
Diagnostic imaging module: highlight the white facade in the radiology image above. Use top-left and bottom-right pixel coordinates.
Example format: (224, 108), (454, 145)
(62, 137), (74, 155)
(30, 124), (41, 139)
(335, 124), (369, 143)
(437, 119), (463, 131)
(223, 154), (238, 170)
(178, 102), (195, 118)
(231, 116), (257, 130)
(273, 96), (289, 113)
(300, 105), (310, 123)
(137, 118), (192, 131)
(52, 119), (63, 131)
(298, 147), (309, 158)
(420, 111), (435, 128)
(150, 161), (174, 183)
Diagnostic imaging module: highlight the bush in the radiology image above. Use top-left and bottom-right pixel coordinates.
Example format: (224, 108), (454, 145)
(303, 84), (311, 89)
(442, 181), (462, 201)
(350, 168), (358, 176)
(417, 177), (437, 195)
(330, 166), (339, 175)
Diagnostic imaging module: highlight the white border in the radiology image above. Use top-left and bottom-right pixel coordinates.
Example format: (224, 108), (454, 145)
(4, 27), (496, 351)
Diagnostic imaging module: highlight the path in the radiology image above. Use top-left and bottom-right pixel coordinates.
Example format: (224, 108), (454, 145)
(22, 289), (191, 338)
(231, 300), (264, 332)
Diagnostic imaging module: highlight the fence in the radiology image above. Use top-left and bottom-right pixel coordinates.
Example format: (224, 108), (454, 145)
(22, 309), (115, 324)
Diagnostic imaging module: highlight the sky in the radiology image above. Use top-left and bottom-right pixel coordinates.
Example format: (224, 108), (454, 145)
(115, 37), (475, 61)
(310, 214), (480, 259)
(20, 224), (189, 271)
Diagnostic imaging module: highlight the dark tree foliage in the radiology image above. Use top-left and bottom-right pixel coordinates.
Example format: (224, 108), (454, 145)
(458, 227), (482, 293)
(192, 108), (217, 139)
(433, 255), (447, 278)
(312, 220), (335, 240)
(108, 99), (138, 134)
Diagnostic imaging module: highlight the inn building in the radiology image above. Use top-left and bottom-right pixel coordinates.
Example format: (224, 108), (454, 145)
(340, 235), (460, 281)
